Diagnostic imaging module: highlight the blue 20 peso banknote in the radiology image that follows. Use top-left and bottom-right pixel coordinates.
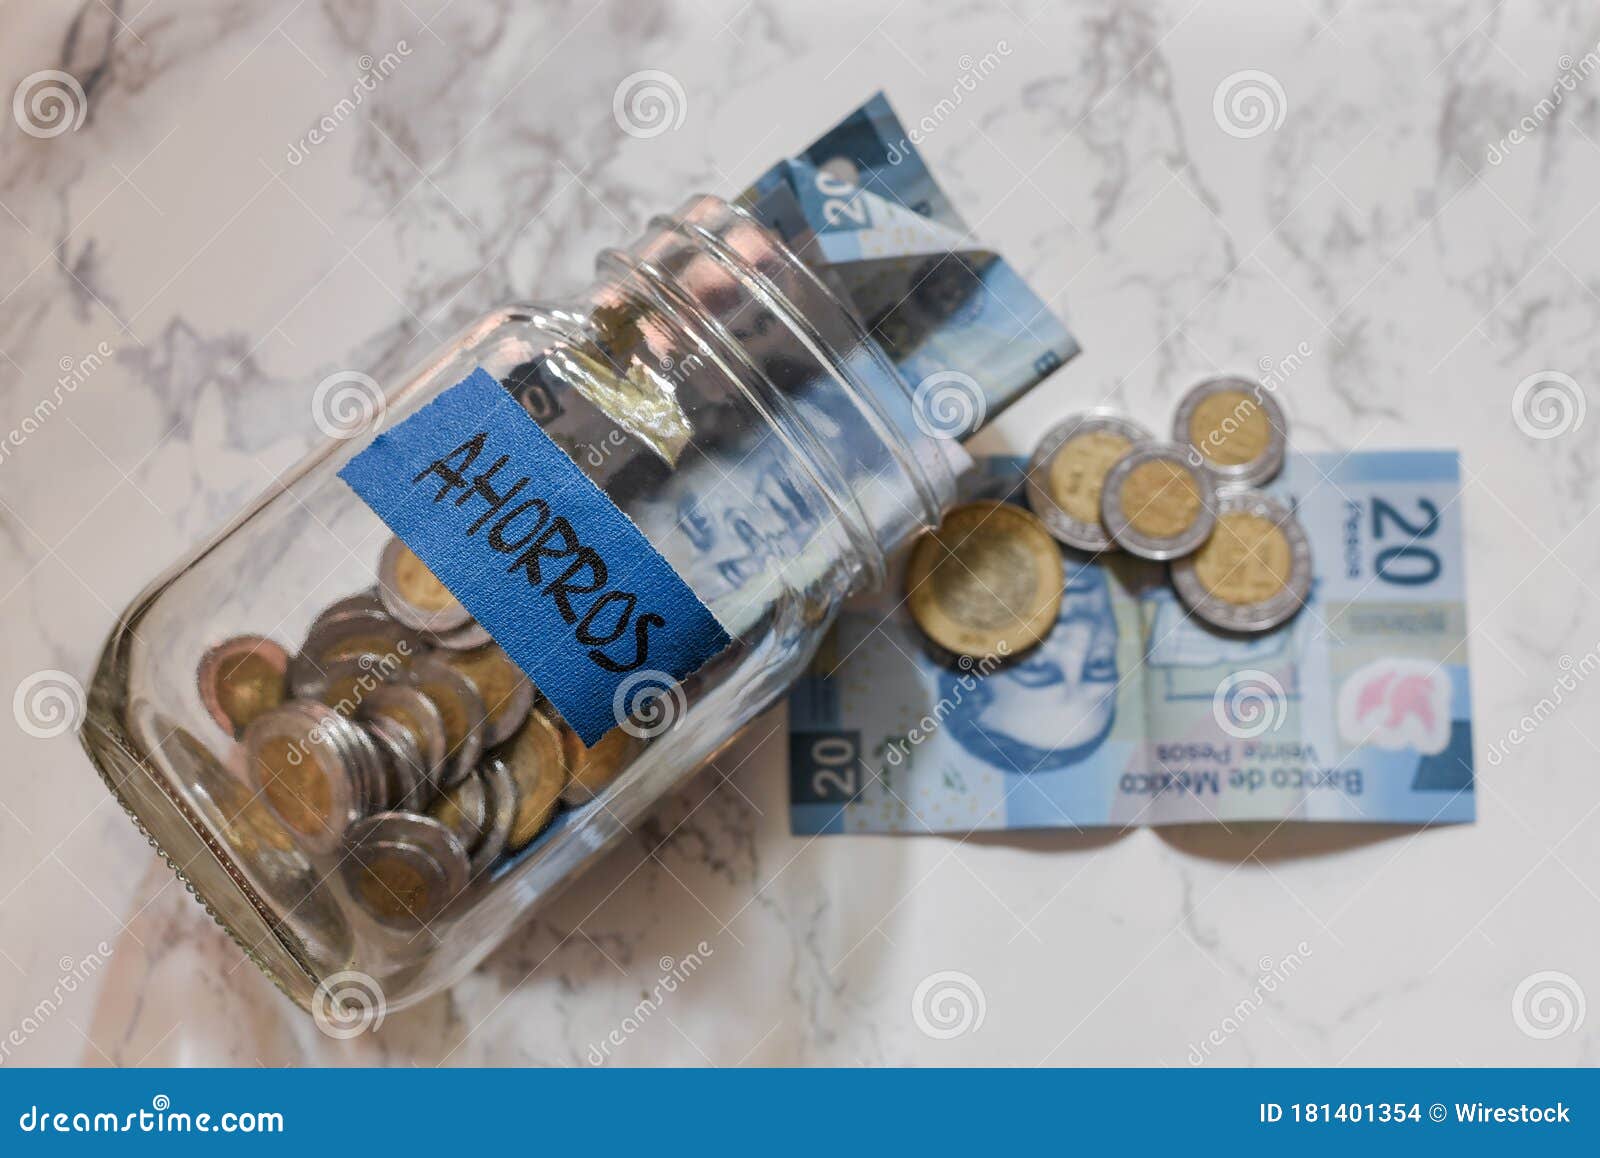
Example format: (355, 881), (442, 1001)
(789, 451), (1474, 834)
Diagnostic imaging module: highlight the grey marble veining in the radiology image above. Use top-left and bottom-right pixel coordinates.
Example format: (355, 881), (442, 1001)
(1, 0), (1598, 1066)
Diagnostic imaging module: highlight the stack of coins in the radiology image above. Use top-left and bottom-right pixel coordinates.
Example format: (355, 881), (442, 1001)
(908, 375), (1311, 659)
(195, 538), (640, 929)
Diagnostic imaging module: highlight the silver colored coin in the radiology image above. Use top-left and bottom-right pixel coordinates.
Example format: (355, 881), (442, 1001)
(355, 684), (448, 791)
(1172, 375), (1289, 488)
(401, 656), (487, 787)
(343, 811), (469, 929)
(310, 590), (384, 629)
(1025, 410), (1154, 552)
(365, 714), (428, 812)
(429, 767), (489, 854)
(1099, 442), (1218, 561)
(378, 537), (472, 634)
(337, 716), (389, 813)
(1171, 489), (1312, 633)
(469, 757), (517, 881)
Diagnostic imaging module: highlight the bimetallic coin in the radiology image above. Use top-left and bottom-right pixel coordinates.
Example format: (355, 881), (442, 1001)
(904, 501), (1065, 662)
(198, 636), (289, 737)
(339, 717), (389, 813)
(1100, 443), (1218, 561)
(365, 714), (428, 811)
(559, 724), (642, 806)
(469, 757), (517, 879)
(429, 768), (489, 854)
(435, 643), (534, 746)
(1173, 376), (1289, 488)
(1025, 411), (1153, 552)
(1171, 489), (1311, 633)
(355, 685), (447, 790)
(289, 611), (421, 700)
(313, 656), (399, 718)
(378, 538), (472, 634)
(344, 812), (469, 929)
(501, 708), (568, 851)
(402, 657), (487, 786)
(244, 702), (362, 854)
(427, 618), (494, 651)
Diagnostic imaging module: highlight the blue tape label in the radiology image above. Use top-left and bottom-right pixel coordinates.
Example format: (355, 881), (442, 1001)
(339, 367), (730, 746)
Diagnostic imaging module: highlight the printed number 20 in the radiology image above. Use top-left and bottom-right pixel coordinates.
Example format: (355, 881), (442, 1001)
(1371, 497), (1441, 586)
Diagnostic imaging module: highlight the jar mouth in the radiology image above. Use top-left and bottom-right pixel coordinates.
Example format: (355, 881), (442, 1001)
(597, 194), (963, 585)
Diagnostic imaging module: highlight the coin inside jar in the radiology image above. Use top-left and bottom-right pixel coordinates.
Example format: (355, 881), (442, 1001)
(378, 538), (472, 634)
(344, 812), (469, 928)
(198, 636), (289, 737)
(468, 757), (517, 878)
(559, 724), (642, 806)
(289, 612), (421, 699)
(501, 708), (569, 850)
(435, 643), (534, 746)
(1099, 443), (1217, 561)
(355, 684), (448, 789)
(1171, 489), (1311, 633)
(1025, 412), (1152, 552)
(245, 703), (361, 853)
(429, 769), (489, 853)
(401, 657), (487, 785)
(904, 501), (1065, 662)
(1173, 376), (1289, 488)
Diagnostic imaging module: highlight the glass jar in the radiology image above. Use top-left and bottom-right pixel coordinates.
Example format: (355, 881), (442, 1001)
(79, 195), (965, 1013)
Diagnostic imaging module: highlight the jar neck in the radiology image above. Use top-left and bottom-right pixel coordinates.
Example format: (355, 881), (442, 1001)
(586, 195), (963, 586)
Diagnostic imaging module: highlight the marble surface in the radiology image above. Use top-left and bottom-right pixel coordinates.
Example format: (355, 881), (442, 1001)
(2, 0), (1599, 1066)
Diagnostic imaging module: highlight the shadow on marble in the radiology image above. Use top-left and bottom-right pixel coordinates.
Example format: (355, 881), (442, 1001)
(1156, 822), (1436, 863)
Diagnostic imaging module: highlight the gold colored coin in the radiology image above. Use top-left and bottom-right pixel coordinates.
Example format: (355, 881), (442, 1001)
(1192, 512), (1293, 605)
(1048, 431), (1132, 525)
(1189, 390), (1270, 467)
(559, 724), (642, 806)
(501, 709), (569, 849)
(430, 775), (488, 851)
(213, 652), (284, 730)
(436, 644), (533, 745)
(255, 736), (333, 837)
(356, 851), (434, 923)
(393, 544), (455, 613)
(1120, 460), (1203, 539)
(904, 501), (1064, 660)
